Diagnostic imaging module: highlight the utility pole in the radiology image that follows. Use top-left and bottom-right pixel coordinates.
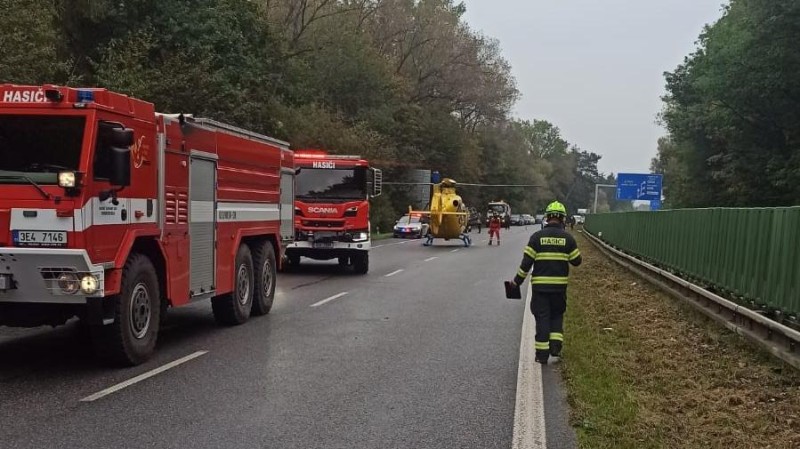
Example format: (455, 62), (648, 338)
(593, 184), (616, 214)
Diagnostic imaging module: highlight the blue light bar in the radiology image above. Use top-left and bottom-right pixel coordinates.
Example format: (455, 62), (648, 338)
(77, 90), (95, 103)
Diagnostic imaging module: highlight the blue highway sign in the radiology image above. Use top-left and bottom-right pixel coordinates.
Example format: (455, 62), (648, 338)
(616, 173), (663, 201)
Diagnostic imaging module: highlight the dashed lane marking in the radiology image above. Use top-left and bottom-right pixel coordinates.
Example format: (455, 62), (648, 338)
(372, 240), (414, 248)
(310, 292), (349, 308)
(424, 257), (438, 262)
(385, 269), (404, 277)
(80, 351), (209, 402)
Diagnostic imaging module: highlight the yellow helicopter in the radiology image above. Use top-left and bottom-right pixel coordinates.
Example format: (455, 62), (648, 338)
(407, 178), (473, 247)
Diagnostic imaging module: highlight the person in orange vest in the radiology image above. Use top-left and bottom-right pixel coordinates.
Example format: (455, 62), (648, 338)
(488, 212), (502, 245)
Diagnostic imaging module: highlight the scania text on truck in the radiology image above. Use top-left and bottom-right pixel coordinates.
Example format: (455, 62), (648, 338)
(285, 150), (381, 274)
(0, 84), (294, 365)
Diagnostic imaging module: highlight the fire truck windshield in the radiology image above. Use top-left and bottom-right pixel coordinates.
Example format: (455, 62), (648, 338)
(0, 115), (85, 184)
(488, 204), (507, 214)
(296, 167), (367, 201)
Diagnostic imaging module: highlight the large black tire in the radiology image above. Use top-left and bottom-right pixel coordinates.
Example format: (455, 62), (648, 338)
(92, 253), (161, 366)
(251, 241), (276, 316)
(212, 244), (254, 325)
(353, 252), (369, 275)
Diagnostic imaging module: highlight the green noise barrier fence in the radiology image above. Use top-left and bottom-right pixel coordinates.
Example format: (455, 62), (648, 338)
(584, 208), (800, 319)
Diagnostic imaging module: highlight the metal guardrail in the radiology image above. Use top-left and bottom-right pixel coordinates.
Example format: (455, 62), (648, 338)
(583, 230), (800, 370)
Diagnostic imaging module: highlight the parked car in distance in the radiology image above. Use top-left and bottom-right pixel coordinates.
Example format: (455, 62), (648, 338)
(534, 214), (545, 224)
(573, 215), (585, 224)
(509, 214), (523, 226)
(393, 214), (428, 238)
(521, 214), (534, 225)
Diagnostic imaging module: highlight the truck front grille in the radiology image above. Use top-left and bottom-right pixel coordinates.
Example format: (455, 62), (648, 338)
(302, 220), (345, 228)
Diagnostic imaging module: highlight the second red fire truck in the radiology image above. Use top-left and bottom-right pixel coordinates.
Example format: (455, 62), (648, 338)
(285, 150), (381, 274)
(0, 84), (294, 365)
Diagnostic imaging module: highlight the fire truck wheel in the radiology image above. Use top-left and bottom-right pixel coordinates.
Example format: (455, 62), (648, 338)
(353, 252), (369, 275)
(212, 244), (254, 325)
(93, 253), (160, 366)
(251, 242), (276, 316)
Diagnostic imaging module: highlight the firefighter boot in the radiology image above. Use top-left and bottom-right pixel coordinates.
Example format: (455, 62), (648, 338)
(550, 334), (563, 358)
(534, 340), (550, 364)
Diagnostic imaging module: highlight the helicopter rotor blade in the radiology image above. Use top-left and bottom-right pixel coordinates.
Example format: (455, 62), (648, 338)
(456, 183), (542, 188)
(382, 182), (541, 188)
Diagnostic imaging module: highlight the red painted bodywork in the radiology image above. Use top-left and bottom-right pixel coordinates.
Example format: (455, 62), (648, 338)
(0, 84), (292, 309)
(293, 150), (371, 238)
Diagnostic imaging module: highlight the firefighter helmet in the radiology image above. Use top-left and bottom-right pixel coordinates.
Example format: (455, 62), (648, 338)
(545, 201), (567, 218)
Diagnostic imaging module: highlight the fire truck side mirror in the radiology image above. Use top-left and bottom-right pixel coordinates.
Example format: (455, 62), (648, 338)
(112, 127), (135, 147)
(109, 128), (133, 187)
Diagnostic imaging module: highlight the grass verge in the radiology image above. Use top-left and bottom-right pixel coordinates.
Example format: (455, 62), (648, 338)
(562, 231), (800, 449)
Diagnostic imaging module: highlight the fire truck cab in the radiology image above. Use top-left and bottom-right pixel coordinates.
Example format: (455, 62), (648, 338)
(286, 150), (381, 274)
(0, 85), (293, 365)
(487, 201), (512, 230)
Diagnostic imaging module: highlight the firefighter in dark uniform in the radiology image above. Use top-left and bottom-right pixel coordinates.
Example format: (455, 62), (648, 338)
(511, 201), (582, 364)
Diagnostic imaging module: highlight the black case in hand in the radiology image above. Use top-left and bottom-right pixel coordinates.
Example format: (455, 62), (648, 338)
(504, 281), (522, 300)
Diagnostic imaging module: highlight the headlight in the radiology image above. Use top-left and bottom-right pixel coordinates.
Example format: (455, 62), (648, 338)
(57, 272), (79, 294)
(353, 232), (368, 242)
(80, 275), (99, 295)
(58, 171), (76, 188)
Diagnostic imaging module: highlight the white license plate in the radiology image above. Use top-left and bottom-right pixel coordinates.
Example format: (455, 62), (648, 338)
(13, 230), (67, 248)
(313, 241), (333, 249)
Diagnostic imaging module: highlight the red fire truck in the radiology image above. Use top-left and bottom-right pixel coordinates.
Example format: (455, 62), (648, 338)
(0, 84), (294, 365)
(285, 150), (381, 274)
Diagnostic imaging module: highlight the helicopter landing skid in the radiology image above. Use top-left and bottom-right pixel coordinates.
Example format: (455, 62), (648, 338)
(422, 234), (471, 247)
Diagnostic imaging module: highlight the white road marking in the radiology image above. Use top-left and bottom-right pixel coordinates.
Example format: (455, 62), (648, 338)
(450, 249), (460, 253)
(310, 291), (349, 308)
(512, 285), (547, 449)
(372, 239), (413, 248)
(424, 257), (438, 262)
(80, 351), (209, 402)
(385, 269), (404, 277)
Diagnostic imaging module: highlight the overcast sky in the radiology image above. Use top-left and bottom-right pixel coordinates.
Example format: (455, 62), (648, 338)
(462, 0), (726, 175)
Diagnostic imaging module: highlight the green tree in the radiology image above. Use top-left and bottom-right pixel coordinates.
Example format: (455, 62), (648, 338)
(0, 0), (70, 83)
(660, 0), (800, 207)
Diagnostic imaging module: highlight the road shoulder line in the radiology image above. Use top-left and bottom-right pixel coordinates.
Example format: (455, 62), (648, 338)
(512, 285), (547, 449)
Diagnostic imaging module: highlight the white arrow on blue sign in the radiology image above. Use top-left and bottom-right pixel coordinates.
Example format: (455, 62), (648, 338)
(616, 173), (663, 201)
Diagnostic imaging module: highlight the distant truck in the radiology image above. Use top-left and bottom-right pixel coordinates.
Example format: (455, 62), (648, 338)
(0, 84), (293, 365)
(487, 201), (511, 229)
(285, 150), (382, 274)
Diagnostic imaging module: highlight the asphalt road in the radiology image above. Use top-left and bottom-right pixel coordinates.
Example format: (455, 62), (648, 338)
(0, 226), (575, 449)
